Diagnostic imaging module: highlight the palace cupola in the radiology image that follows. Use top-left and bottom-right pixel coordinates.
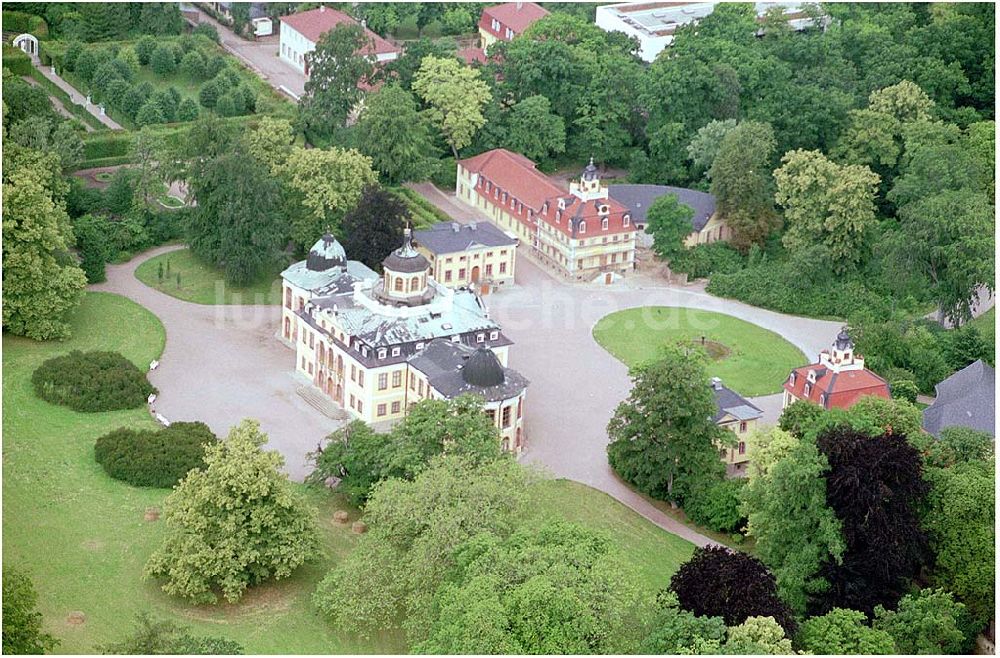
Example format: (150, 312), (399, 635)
(306, 233), (347, 271)
(819, 329), (865, 373)
(569, 156), (609, 202)
(379, 227), (432, 305)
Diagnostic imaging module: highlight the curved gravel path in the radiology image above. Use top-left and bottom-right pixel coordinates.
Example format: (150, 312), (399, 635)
(95, 246), (842, 548)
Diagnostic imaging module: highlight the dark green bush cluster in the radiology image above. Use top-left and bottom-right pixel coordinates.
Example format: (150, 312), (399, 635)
(429, 156), (457, 190)
(2, 44), (33, 76)
(95, 422), (217, 488)
(1, 10), (49, 36)
(388, 187), (450, 228)
(707, 260), (894, 320)
(197, 66), (257, 118)
(669, 242), (745, 279)
(685, 478), (747, 533)
(32, 350), (156, 412)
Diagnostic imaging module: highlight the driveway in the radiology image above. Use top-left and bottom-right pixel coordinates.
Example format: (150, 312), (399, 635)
(185, 7), (306, 100)
(486, 255), (840, 545)
(96, 241), (840, 548)
(92, 246), (344, 479)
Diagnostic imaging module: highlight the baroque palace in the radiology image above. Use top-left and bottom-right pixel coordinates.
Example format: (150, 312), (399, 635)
(280, 230), (529, 453)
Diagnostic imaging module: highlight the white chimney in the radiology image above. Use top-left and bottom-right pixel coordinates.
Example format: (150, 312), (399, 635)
(319, 4), (325, 12)
(451, 222), (460, 232)
(517, 1), (523, 9)
(469, 221), (477, 230)
(711, 377), (722, 390)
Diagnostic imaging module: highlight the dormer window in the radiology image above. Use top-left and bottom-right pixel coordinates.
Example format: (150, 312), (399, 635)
(378, 348), (387, 359)
(558, 199), (566, 210)
(601, 217), (609, 230)
(362, 347), (369, 357)
(819, 393), (826, 406)
(579, 221), (586, 234)
(477, 333), (485, 343)
(391, 347), (400, 357)
(789, 372), (796, 385)
(804, 383), (811, 396)
(623, 213), (631, 227)
(416, 341), (425, 350)
(490, 330), (498, 340)
(555, 210), (561, 223)
(451, 335), (461, 343)
(501, 192), (507, 203)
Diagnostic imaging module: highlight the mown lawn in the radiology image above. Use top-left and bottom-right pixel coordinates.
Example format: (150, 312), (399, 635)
(4, 292), (695, 653)
(593, 306), (805, 396)
(134, 247), (282, 305)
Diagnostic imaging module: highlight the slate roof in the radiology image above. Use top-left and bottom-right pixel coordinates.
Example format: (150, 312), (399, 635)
(712, 381), (763, 423)
(408, 339), (529, 401)
(413, 221), (517, 255)
(479, 2), (550, 38)
(922, 359), (996, 438)
(608, 184), (718, 232)
(279, 6), (399, 55)
(281, 259), (377, 296)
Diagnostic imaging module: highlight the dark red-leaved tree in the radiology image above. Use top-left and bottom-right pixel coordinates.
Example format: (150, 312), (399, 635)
(812, 425), (930, 616)
(670, 545), (796, 635)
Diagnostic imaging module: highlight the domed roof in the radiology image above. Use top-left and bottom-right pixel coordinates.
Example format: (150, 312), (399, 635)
(835, 329), (853, 351)
(306, 233), (347, 271)
(582, 156), (600, 181)
(462, 347), (505, 388)
(382, 228), (429, 274)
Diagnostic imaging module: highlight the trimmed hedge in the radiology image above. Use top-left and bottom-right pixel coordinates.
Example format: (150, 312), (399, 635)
(388, 186), (451, 229)
(32, 350), (156, 412)
(94, 422), (218, 488)
(2, 10), (49, 37)
(83, 132), (133, 160)
(2, 44), (33, 76)
(668, 242), (745, 279)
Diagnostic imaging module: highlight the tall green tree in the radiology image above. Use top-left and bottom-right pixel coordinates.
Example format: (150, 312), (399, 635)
(145, 419), (319, 604)
(415, 522), (651, 654)
(741, 428), (844, 615)
(499, 95), (566, 162)
(2, 567), (58, 654)
(185, 144), (284, 287)
(606, 344), (725, 504)
(313, 455), (532, 641)
(775, 149), (881, 273)
(873, 588), (969, 655)
(922, 460), (994, 630)
(797, 608), (896, 655)
(709, 121), (781, 252)
(686, 119), (738, 179)
(2, 146), (88, 340)
(279, 147), (377, 249)
(412, 55), (492, 157)
(355, 84), (436, 185)
(645, 194), (694, 260)
(299, 23), (376, 135)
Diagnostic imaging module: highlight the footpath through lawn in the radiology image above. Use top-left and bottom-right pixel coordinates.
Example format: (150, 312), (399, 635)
(3, 292), (695, 653)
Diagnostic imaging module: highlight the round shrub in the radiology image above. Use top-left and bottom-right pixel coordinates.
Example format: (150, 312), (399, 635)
(95, 422), (218, 488)
(180, 50), (206, 79)
(177, 98), (200, 122)
(31, 350), (156, 412)
(198, 80), (219, 108)
(150, 44), (177, 75)
(136, 100), (167, 126)
(685, 478), (746, 533)
(135, 35), (157, 65)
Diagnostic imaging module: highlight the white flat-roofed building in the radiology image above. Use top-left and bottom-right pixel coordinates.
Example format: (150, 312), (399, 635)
(595, 1), (824, 63)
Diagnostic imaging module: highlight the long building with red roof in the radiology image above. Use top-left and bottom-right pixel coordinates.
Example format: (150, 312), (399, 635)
(479, 2), (550, 48)
(279, 5), (400, 77)
(456, 149), (637, 282)
(782, 329), (891, 411)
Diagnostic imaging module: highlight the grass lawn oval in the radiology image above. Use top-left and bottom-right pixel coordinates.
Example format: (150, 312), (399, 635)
(593, 306), (805, 397)
(135, 247), (282, 305)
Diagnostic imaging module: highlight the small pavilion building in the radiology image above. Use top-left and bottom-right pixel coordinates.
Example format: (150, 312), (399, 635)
(782, 329), (890, 410)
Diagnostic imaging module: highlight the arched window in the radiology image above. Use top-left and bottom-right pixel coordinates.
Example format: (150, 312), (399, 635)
(601, 217), (609, 230)
(410, 276), (419, 290)
(284, 287), (292, 309)
(394, 277), (403, 292)
(623, 213), (631, 227)
(579, 221), (586, 234)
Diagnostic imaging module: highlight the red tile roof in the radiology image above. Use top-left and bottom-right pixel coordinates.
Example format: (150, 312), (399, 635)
(458, 149), (634, 239)
(479, 2), (550, 41)
(458, 46), (489, 65)
(784, 363), (891, 410)
(280, 6), (399, 56)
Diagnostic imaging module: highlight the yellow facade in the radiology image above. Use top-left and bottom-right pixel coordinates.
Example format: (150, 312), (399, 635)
(418, 244), (516, 290)
(456, 164), (637, 281)
(683, 212), (733, 247)
(716, 414), (758, 470)
(479, 27), (499, 49)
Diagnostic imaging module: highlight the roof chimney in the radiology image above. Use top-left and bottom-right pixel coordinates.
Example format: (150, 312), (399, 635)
(469, 221), (477, 230)
(711, 377), (722, 390)
(451, 222), (460, 233)
(517, 1), (523, 9)
(319, 4), (325, 11)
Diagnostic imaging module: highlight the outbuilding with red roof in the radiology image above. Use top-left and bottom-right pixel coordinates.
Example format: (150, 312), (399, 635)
(456, 149), (637, 282)
(478, 2), (549, 49)
(782, 329), (891, 411)
(279, 5), (400, 77)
